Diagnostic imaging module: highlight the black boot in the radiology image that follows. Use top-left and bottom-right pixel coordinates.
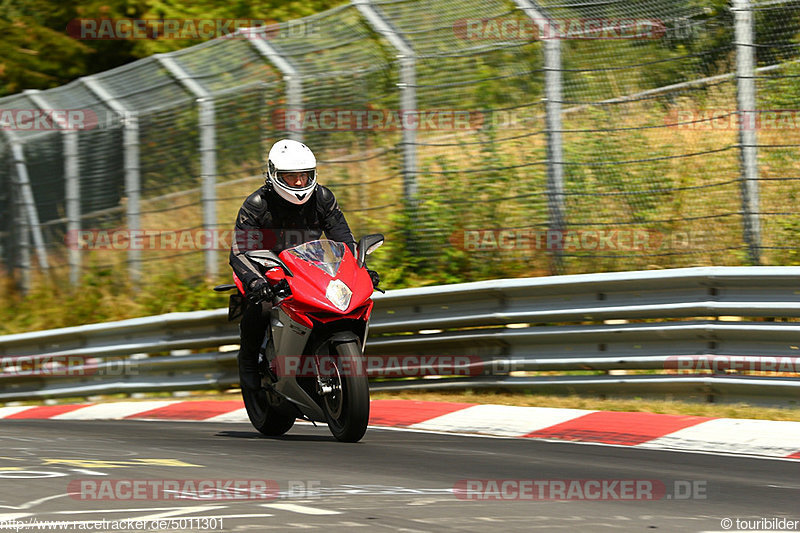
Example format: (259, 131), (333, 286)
(238, 301), (269, 390)
(238, 349), (261, 390)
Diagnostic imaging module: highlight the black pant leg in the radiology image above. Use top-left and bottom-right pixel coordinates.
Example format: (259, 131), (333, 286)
(239, 301), (268, 361)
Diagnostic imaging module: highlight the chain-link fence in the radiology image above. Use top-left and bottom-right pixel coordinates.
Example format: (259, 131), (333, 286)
(1, 0), (798, 290)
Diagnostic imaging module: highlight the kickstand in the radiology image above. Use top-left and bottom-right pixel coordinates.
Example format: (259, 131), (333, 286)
(298, 414), (317, 427)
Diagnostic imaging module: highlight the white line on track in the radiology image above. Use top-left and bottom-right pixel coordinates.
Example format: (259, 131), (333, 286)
(132, 506), (227, 520)
(0, 494), (71, 510)
(0, 513), (32, 520)
(262, 503), (342, 515)
(201, 514), (274, 519)
(56, 507), (215, 514)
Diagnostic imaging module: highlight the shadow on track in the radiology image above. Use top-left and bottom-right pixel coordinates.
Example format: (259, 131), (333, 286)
(214, 430), (342, 442)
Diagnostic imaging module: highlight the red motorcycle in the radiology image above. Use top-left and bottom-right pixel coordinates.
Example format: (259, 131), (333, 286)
(216, 235), (384, 442)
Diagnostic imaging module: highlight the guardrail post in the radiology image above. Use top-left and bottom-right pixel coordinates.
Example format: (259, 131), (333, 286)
(514, 0), (566, 273)
(156, 54), (219, 281)
(245, 29), (305, 143)
(25, 89), (81, 286)
(82, 76), (142, 284)
(733, 0), (761, 264)
(351, 0), (419, 248)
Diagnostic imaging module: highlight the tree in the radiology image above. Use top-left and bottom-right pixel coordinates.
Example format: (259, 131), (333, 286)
(0, 0), (345, 96)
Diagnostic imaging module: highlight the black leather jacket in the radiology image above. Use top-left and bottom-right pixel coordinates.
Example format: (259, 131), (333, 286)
(229, 183), (356, 288)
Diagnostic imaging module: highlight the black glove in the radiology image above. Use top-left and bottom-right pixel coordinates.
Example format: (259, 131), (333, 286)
(367, 269), (380, 289)
(272, 278), (292, 300)
(247, 278), (272, 305)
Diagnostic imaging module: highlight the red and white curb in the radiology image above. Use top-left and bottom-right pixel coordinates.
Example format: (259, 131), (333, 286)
(2, 399), (799, 460)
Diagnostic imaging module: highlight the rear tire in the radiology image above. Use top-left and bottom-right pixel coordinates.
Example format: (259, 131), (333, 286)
(322, 340), (370, 443)
(242, 385), (296, 436)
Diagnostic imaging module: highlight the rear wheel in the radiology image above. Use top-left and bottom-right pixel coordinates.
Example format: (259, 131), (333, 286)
(322, 340), (370, 442)
(242, 385), (296, 436)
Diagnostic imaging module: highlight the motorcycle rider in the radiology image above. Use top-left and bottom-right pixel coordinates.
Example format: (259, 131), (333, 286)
(230, 139), (380, 390)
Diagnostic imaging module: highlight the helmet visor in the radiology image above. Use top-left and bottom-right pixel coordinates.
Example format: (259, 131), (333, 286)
(276, 169), (315, 190)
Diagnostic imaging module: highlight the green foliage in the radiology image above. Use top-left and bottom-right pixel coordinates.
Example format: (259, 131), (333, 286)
(0, 0), (348, 96)
(760, 61), (800, 108)
(0, 0), (144, 95)
(0, 15), (91, 95)
(0, 267), (228, 335)
(2, 0), (800, 333)
(678, 0), (735, 77)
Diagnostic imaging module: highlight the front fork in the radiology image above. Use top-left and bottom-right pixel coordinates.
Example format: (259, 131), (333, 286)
(314, 331), (363, 397)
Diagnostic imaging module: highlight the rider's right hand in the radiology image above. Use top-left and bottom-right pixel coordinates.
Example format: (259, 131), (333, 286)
(272, 278), (292, 300)
(367, 269), (380, 289)
(247, 278), (272, 305)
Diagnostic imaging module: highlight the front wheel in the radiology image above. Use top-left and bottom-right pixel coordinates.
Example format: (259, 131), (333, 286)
(322, 340), (370, 442)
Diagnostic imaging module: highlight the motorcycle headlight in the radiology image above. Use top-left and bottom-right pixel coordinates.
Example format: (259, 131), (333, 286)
(326, 279), (352, 311)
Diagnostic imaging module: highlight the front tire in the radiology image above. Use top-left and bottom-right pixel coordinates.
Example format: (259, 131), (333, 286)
(241, 385), (296, 436)
(322, 340), (370, 442)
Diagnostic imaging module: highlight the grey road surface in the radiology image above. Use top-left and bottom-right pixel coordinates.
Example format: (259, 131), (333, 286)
(0, 420), (797, 532)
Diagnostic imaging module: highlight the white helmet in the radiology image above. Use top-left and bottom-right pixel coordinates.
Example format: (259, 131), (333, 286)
(266, 139), (317, 205)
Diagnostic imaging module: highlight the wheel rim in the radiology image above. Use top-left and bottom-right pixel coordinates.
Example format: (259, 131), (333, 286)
(322, 357), (344, 421)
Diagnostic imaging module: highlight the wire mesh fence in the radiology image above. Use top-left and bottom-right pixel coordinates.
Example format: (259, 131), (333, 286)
(0, 0), (799, 291)
(752, 0), (800, 264)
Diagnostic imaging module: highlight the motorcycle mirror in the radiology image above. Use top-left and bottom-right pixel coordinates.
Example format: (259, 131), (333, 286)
(245, 250), (294, 277)
(357, 234), (384, 268)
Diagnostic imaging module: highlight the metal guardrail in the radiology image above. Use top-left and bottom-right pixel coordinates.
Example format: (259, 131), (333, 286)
(1, 266), (799, 405)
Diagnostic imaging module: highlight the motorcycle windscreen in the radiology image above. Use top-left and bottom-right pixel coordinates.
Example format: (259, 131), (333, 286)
(285, 239), (346, 277)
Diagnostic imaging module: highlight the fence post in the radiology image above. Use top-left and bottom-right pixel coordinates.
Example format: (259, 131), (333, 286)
(25, 89), (81, 286)
(15, 184), (30, 293)
(514, 0), (566, 273)
(82, 76), (142, 284)
(7, 137), (50, 292)
(156, 54), (218, 281)
(245, 29), (305, 143)
(352, 0), (418, 246)
(2, 130), (29, 293)
(0, 138), (5, 276)
(733, 0), (761, 264)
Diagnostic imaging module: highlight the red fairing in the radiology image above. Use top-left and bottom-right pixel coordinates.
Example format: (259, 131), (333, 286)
(311, 300), (374, 324)
(265, 267), (285, 284)
(262, 244), (374, 326)
(233, 272), (245, 295)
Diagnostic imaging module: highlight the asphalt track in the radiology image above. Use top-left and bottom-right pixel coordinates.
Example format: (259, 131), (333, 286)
(0, 420), (798, 532)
